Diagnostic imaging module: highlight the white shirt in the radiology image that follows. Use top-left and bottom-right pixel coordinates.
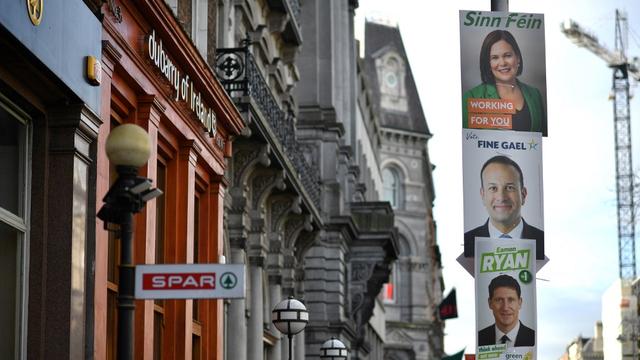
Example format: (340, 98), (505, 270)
(495, 321), (520, 348)
(488, 219), (524, 239)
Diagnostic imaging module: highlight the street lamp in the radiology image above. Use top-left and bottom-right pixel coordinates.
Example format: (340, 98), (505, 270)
(320, 337), (348, 360)
(97, 124), (162, 360)
(272, 296), (309, 360)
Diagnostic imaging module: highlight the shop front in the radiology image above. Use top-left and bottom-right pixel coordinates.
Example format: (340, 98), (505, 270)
(0, 0), (102, 358)
(97, 1), (243, 359)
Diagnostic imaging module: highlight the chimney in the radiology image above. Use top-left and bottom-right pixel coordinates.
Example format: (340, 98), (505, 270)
(593, 320), (603, 352)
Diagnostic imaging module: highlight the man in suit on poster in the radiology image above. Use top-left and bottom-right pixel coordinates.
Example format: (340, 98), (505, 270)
(478, 274), (535, 347)
(464, 155), (544, 259)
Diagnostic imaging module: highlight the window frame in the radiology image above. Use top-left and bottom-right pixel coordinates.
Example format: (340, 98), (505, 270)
(382, 167), (402, 209)
(0, 92), (32, 359)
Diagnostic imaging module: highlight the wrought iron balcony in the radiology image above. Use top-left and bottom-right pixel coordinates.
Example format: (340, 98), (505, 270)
(288, 0), (301, 25)
(215, 45), (320, 208)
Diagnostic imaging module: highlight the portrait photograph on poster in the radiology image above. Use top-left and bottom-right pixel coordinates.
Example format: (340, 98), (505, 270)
(475, 238), (537, 359)
(460, 10), (547, 136)
(462, 129), (544, 260)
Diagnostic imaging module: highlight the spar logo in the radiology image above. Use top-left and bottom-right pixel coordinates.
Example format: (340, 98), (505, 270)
(135, 264), (245, 299)
(220, 272), (238, 289)
(143, 273), (216, 290)
(142, 272), (238, 290)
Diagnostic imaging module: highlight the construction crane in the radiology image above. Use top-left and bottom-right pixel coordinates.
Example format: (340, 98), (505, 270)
(561, 10), (640, 280)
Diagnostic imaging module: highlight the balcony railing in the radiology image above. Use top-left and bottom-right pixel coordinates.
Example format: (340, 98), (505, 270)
(288, 0), (301, 25)
(215, 44), (320, 208)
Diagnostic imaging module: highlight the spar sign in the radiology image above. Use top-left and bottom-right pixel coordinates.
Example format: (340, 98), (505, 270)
(135, 264), (245, 299)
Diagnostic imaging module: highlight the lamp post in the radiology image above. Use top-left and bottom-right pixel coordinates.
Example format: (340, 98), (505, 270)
(272, 296), (309, 360)
(97, 124), (162, 360)
(320, 337), (348, 360)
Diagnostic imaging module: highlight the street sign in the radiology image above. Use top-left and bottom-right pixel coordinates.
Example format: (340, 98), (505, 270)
(134, 264), (245, 299)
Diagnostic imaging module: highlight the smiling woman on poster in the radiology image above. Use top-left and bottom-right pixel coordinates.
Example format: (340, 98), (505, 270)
(462, 30), (546, 133)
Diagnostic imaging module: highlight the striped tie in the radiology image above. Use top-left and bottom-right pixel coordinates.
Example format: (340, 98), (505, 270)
(500, 335), (509, 344)
(499, 234), (512, 239)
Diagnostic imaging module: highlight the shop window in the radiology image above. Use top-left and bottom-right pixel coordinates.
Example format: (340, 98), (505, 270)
(192, 333), (201, 360)
(191, 192), (202, 359)
(0, 94), (30, 358)
(382, 263), (397, 304)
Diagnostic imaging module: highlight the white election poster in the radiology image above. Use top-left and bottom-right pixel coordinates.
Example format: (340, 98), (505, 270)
(460, 10), (547, 136)
(462, 129), (544, 260)
(475, 237), (536, 359)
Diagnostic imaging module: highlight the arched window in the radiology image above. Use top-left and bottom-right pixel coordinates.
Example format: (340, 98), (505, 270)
(383, 168), (400, 208)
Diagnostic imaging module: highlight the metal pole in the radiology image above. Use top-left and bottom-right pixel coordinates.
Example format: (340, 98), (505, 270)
(288, 334), (293, 360)
(491, 0), (508, 11)
(116, 168), (136, 360)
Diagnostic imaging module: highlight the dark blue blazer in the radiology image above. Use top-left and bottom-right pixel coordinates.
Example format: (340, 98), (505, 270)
(464, 219), (544, 260)
(477, 322), (535, 347)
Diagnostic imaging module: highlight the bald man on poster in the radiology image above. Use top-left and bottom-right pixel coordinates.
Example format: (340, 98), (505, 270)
(464, 155), (544, 259)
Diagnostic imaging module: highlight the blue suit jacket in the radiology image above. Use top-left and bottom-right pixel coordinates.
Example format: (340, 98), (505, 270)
(464, 219), (544, 260)
(478, 321), (535, 347)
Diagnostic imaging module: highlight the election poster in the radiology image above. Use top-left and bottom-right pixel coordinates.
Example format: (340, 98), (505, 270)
(462, 129), (544, 260)
(460, 10), (547, 136)
(475, 238), (537, 359)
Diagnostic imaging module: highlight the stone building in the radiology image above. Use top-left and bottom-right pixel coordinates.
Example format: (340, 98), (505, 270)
(559, 322), (604, 360)
(363, 20), (445, 360)
(0, 0), (444, 359)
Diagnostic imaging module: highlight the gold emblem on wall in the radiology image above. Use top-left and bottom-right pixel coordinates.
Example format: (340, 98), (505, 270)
(27, 0), (43, 26)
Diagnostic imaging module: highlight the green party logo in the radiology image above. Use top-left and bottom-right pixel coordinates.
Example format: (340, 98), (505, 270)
(480, 248), (530, 273)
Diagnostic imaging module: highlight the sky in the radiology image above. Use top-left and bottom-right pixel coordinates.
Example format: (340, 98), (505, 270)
(355, 1), (640, 359)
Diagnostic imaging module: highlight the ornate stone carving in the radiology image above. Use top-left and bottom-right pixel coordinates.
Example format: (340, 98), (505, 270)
(284, 214), (314, 252)
(251, 171), (286, 210)
(232, 144), (271, 188)
(270, 198), (292, 231)
(351, 262), (375, 282)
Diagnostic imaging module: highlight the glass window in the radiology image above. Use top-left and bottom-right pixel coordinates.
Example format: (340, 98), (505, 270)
(192, 193), (202, 358)
(382, 263), (397, 304)
(0, 95), (30, 359)
(0, 104), (26, 216)
(382, 168), (400, 208)
(0, 222), (19, 355)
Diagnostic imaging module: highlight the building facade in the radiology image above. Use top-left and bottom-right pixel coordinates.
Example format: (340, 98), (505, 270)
(363, 21), (445, 360)
(93, 0), (244, 359)
(602, 279), (640, 360)
(0, 1), (102, 358)
(0, 0), (443, 359)
(559, 324), (604, 360)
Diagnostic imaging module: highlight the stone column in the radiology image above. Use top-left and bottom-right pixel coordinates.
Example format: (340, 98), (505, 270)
(226, 247), (247, 360)
(294, 330), (305, 360)
(268, 278), (282, 360)
(247, 258), (264, 360)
